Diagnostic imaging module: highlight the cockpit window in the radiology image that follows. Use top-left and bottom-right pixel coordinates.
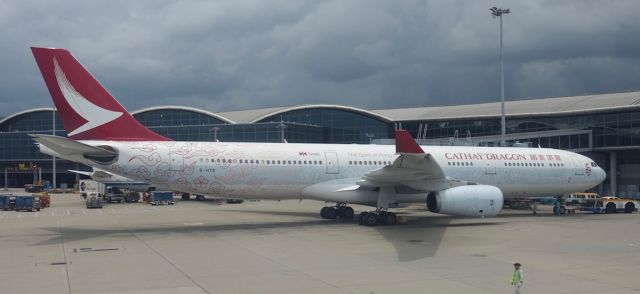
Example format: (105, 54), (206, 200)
(590, 162), (598, 167)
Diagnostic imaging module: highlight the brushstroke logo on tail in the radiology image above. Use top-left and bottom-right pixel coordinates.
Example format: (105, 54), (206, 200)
(53, 58), (122, 136)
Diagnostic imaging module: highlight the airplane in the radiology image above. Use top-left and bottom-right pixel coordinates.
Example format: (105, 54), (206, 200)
(28, 47), (606, 226)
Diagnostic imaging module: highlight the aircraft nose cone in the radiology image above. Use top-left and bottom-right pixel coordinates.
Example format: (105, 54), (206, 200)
(597, 168), (606, 183)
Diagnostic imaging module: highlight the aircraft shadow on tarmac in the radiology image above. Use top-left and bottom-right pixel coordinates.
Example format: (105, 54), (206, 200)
(34, 210), (501, 262)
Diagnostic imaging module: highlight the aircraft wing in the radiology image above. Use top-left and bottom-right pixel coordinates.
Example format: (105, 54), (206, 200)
(301, 130), (456, 206)
(68, 169), (94, 177)
(358, 130), (451, 192)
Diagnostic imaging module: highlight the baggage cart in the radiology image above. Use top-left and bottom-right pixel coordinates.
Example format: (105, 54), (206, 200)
(151, 191), (174, 205)
(0, 195), (9, 210)
(86, 196), (103, 209)
(14, 195), (40, 212)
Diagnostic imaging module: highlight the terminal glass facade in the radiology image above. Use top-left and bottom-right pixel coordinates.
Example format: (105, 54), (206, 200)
(144, 122), (324, 143)
(2, 103), (639, 197)
(134, 109), (228, 127)
(256, 108), (391, 144)
(401, 110), (640, 150)
(0, 110), (77, 188)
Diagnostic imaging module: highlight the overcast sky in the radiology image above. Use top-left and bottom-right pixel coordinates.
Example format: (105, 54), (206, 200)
(1, 0), (640, 117)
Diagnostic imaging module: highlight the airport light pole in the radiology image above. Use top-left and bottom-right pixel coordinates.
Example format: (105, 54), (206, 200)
(210, 126), (220, 142)
(276, 123), (287, 143)
(490, 6), (510, 147)
(52, 108), (57, 189)
(4, 168), (8, 191)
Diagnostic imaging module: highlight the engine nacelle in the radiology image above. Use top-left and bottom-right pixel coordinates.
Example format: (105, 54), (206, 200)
(427, 185), (503, 217)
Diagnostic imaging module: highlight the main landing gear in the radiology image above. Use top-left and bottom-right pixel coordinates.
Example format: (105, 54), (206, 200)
(320, 204), (355, 220)
(358, 210), (397, 226)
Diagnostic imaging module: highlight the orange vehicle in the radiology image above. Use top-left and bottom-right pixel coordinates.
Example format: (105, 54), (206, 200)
(34, 193), (50, 208)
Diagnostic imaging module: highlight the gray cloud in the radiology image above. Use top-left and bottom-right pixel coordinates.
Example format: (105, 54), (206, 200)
(1, 0), (640, 116)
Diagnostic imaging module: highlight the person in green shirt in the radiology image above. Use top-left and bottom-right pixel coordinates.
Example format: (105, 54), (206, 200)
(511, 262), (524, 294)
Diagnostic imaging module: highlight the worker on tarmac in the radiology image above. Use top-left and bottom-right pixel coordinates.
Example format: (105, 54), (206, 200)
(511, 262), (524, 294)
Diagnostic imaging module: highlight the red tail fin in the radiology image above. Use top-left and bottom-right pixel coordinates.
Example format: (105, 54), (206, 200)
(31, 47), (170, 141)
(395, 129), (424, 154)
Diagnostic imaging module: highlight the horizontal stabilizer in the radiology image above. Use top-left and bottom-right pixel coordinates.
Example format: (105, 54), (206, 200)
(29, 134), (117, 164)
(68, 169), (94, 177)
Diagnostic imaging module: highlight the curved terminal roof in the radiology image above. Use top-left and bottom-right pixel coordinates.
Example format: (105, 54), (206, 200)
(374, 91), (640, 121)
(0, 107), (54, 127)
(131, 105), (235, 124)
(219, 104), (393, 123)
(5, 91), (640, 128)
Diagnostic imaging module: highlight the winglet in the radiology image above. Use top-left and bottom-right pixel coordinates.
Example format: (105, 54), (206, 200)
(395, 130), (424, 154)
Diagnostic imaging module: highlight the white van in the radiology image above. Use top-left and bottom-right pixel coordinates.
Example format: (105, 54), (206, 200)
(564, 192), (600, 205)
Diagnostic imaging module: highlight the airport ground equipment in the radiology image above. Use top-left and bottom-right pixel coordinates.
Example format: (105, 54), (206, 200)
(0, 195), (9, 210)
(79, 180), (105, 199)
(24, 184), (45, 193)
(13, 195), (40, 212)
(39, 195), (50, 207)
(564, 192), (600, 206)
(123, 191), (140, 203)
(599, 197), (637, 213)
(104, 186), (125, 203)
(150, 191), (174, 206)
(33, 192), (50, 207)
(86, 195), (102, 209)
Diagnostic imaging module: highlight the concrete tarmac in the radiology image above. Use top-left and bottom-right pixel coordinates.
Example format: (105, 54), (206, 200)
(1, 192), (639, 294)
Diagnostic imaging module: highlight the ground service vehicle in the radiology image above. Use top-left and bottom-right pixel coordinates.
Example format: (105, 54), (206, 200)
(14, 196), (40, 212)
(151, 191), (174, 205)
(86, 193), (102, 208)
(79, 180), (105, 198)
(565, 192), (600, 206)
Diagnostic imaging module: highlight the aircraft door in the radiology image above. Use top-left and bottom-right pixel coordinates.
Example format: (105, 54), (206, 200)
(169, 146), (185, 171)
(324, 151), (339, 174)
(484, 159), (496, 175)
(571, 155), (584, 175)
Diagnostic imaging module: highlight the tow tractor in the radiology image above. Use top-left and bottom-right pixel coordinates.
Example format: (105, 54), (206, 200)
(581, 197), (638, 214)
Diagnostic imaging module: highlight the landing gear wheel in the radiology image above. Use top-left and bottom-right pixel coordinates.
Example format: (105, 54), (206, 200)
(559, 206), (566, 215)
(358, 212), (369, 225)
(606, 202), (617, 213)
(338, 206), (355, 219)
(320, 207), (329, 218)
(363, 212), (379, 226)
(624, 202), (635, 213)
(324, 207), (337, 219)
(380, 212), (397, 225)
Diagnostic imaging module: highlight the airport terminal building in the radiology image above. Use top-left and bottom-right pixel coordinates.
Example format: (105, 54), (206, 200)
(1, 91), (639, 198)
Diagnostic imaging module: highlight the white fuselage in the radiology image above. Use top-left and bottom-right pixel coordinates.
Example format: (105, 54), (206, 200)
(77, 141), (605, 204)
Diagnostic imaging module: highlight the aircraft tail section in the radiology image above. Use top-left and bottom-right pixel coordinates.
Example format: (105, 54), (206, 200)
(395, 130), (424, 154)
(31, 47), (170, 141)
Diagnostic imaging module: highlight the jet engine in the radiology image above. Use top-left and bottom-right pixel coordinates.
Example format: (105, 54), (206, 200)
(426, 185), (503, 217)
